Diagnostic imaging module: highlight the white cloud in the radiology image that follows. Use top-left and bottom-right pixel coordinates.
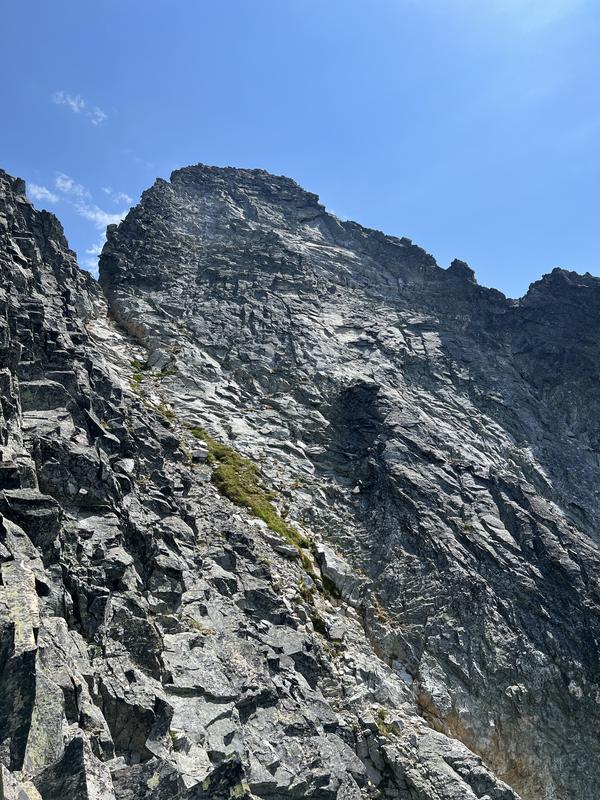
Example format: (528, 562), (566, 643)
(88, 107), (108, 126)
(51, 90), (108, 126)
(101, 186), (133, 205)
(112, 191), (133, 205)
(54, 173), (127, 228)
(77, 205), (126, 275)
(55, 173), (90, 198)
(51, 172), (128, 273)
(74, 202), (127, 230)
(78, 204), (127, 273)
(81, 237), (106, 274)
(28, 184), (59, 204)
(52, 91), (85, 114)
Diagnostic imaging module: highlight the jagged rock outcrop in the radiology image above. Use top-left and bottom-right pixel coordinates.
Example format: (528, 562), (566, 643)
(0, 167), (526, 798)
(97, 164), (600, 800)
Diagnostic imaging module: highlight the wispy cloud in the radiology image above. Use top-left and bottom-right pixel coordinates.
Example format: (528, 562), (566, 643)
(102, 186), (133, 205)
(55, 173), (90, 198)
(51, 91), (108, 126)
(54, 173), (127, 227)
(82, 238), (107, 274)
(28, 184), (59, 204)
(80, 207), (127, 275)
(53, 172), (128, 274)
(74, 202), (127, 229)
(114, 191), (133, 205)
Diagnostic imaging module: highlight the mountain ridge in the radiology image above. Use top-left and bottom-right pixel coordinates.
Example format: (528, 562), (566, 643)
(98, 163), (600, 799)
(1, 162), (599, 799)
(126, 162), (599, 302)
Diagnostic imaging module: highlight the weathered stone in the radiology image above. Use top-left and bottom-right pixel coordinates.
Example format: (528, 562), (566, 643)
(0, 561), (40, 655)
(0, 161), (592, 800)
(18, 381), (71, 413)
(98, 163), (600, 800)
(0, 765), (42, 800)
(0, 491), (62, 556)
(33, 737), (115, 800)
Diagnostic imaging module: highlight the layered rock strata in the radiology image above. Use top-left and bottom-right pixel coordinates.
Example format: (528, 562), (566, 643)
(0, 166), (526, 799)
(99, 164), (600, 800)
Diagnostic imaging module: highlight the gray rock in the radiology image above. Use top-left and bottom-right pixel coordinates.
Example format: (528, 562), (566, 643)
(33, 737), (115, 800)
(97, 163), (600, 800)
(0, 161), (587, 800)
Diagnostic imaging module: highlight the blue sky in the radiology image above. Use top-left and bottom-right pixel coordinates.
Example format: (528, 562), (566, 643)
(2, 0), (598, 297)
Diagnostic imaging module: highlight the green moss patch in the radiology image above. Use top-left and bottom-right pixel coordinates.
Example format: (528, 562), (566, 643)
(130, 359), (147, 393)
(157, 402), (175, 421)
(375, 707), (399, 738)
(188, 426), (310, 552)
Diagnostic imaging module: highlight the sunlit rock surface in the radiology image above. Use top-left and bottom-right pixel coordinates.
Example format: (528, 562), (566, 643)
(100, 164), (600, 800)
(0, 162), (598, 799)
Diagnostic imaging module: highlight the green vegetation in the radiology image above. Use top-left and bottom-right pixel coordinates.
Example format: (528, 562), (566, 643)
(229, 781), (251, 798)
(297, 577), (315, 603)
(375, 707), (398, 738)
(130, 359), (146, 393)
(188, 425), (312, 555)
(183, 614), (214, 635)
(372, 595), (392, 623)
(146, 772), (160, 790)
(130, 358), (177, 397)
(157, 402), (175, 421)
(295, 580), (331, 638)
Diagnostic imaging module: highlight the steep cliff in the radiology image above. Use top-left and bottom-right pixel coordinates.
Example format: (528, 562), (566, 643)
(0, 167), (529, 798)
(98, 164), (600, 800)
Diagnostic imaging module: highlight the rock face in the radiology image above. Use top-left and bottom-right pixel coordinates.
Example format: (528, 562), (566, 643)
(0, 162), (597, 800)
(98, 165), (600, 800)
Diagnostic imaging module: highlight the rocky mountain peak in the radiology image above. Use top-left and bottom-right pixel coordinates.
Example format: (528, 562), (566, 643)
(1, 164), (599, 800)
(522, 265), (600, 303)
(170, 163), (323, 209)
(446, 258), (477, 283)
(1, 168), (26, 197)
(99, 163), (600, 800)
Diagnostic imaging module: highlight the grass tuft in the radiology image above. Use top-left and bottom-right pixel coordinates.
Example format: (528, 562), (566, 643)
(130, 359), (146, 393)
(157, 402), (175, 421)
(375, 707), (398, 737)
(183, 615), (214, 636)
(187, 426), (310, 553)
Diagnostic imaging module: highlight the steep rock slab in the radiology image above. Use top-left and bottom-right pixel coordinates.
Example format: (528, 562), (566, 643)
(100, 163), (600, 799)
(0, 167), (523, 798)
